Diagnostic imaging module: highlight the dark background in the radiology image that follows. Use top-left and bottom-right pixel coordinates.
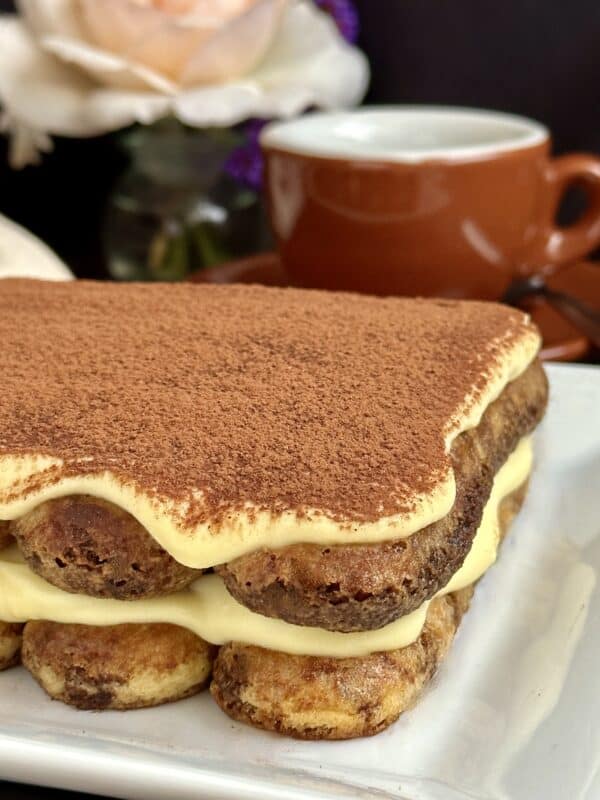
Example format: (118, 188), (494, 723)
(1, 0), (599, 279)
(1, 1), (599, 797)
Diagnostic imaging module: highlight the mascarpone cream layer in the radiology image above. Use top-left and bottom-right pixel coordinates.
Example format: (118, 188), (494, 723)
(0, 438), (532, 658)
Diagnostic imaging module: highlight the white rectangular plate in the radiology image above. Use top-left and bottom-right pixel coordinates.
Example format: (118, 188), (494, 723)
(1, 364), (599, 800)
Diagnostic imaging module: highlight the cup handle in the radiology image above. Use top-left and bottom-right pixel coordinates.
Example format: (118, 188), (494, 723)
(541, 154), (600, 267)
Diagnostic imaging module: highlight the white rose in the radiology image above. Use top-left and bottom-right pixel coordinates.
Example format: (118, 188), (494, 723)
(0, 0), (369, 167)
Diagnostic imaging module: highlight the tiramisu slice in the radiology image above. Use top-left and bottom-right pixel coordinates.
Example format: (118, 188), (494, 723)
(0, 280), (547, 737)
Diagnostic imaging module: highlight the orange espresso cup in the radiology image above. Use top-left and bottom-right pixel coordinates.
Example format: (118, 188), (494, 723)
(261, 107), (600, 299)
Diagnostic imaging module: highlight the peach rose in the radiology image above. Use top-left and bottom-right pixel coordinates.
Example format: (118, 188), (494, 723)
(0, 0), (368, 166)
(76, 0), (283, 86)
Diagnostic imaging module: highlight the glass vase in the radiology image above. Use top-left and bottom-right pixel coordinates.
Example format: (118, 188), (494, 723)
(104, 120), (271, 281)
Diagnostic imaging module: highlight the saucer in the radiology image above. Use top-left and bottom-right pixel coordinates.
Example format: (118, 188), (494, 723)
(190, 252), (286, 287)
(527, 260), (598, 361)
(190, 255), (599, 363)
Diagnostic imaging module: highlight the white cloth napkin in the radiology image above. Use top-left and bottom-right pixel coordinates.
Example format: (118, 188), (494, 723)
(0, 213), (73, 280)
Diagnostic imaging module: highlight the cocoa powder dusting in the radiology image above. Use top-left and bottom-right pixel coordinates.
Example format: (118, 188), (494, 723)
(0, 280), (537, 530)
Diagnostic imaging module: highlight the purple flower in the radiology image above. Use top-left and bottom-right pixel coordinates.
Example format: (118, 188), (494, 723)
(315, 0), (359, 43)
(224, 120), (267, 192)
(243, 119), (268, 143)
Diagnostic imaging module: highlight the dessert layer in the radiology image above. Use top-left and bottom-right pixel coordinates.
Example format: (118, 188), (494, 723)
(0, 522), (10, 551)
(211, 585), (476, 741)
(11, 496), (202, 600)
(0, 280), (539, 568)
(0, 438), (532, 658)
(219, 361), (547, 630)
(22, 621), (215, 710)
(212, 469), (532, 740)
(0, 621), (22, 671)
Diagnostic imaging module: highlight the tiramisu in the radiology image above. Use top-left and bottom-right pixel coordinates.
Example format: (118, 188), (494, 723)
(0, 279), (547, 738)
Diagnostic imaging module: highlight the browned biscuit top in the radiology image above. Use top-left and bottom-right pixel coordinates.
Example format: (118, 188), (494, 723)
(22, 621), (216, 710)
(211, 585), (474, 740)
(11, 496), (202, 599)
(0, 280), (537, 528)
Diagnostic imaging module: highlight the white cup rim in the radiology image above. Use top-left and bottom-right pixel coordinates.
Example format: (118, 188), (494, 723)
(260, 106), (549, 164)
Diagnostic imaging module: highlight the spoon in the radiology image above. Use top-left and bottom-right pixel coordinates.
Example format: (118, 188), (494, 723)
(503, 274), (600, 350)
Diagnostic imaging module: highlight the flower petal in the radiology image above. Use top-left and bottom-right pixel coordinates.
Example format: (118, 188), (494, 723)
(180, 0), (286, 86)
(17, 0), (84, 40)
(253, 0), (369, 108)
(0, 18), (90, 135)
(77, 0), (180, 57)
(80, 88), (173, 130)
(19, 0), (178, 92)
(0, 111), (53, 168)
(41, 34), (177, 93)
(0, 19), (170, 138)
(78, 0), (218, 82)
(174, 0), (368, 127)
(174, 82), (261, 127)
